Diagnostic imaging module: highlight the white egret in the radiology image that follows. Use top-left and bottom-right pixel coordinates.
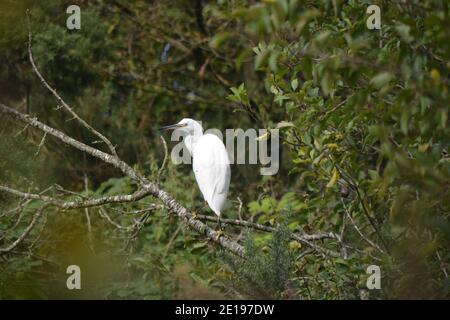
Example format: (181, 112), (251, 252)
(161, 118), (231, 232)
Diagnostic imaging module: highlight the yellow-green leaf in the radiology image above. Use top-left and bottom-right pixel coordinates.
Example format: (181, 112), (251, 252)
(326, 168), (340, 188)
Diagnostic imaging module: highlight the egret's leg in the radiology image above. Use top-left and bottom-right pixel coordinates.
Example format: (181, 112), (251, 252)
(215, 215), (224, 240)
(216, 215), (222, 231)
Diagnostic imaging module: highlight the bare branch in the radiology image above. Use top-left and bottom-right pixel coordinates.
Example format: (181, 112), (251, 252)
(34, 132), (47, 157)
(0, 103), (142, 182)
(0, 185), (58, 203)
(334, 162), (389, 253)
(98, 207), (134, 232)
(341, 198), (385, 254)
(195, 214), (342, 258)
(157, 135), (168, 184)
(0, 205), (48, 254)
(83, 174), (94, 253)
(0, 184), (151, 210)
(26, 9), (118, 157)
(196, 214), (336, 241)
(109, 205), (162, 215)
(145, 184), (246, 258)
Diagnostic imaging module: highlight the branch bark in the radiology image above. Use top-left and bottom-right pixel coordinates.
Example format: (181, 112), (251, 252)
(0, 205), (48, 254)
(196, 214), (341, 257)
(0, 185), (151, 210)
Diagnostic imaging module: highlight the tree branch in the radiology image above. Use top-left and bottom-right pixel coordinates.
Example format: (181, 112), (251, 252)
(196, 214), (341, 258)
(0, 204), (48, 254)
(1, 101), (246, 257)
(0, 185), (152, 210)
(26, 9), (118, 157)
(0, 103), (142, 182)
(341, 198), (385, 254)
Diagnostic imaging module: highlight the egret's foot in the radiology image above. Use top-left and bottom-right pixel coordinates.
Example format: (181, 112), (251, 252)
(191, 211), (198, 219)
(214, 230), (224, 241)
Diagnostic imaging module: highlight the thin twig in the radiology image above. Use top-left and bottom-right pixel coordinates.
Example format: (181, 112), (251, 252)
(34, 132), (47, 157)
(98, 207), (134, 231)
(0, 205), (48, 254)
(0, 184), (152, 209)
(163, 223), (182, 258)
(157, 135), (168, 184)
(341, 198), (385, 254)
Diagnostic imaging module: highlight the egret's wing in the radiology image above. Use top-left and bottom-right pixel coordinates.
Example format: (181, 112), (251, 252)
(193, 134), (230, 208)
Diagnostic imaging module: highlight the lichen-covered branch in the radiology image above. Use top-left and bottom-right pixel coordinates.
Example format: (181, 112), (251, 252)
(196, 214), (341, 257)
(0, 204), (49, 254)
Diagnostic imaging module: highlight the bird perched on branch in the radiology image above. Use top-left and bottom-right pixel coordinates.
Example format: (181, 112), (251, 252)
(161, 118), (230, 235)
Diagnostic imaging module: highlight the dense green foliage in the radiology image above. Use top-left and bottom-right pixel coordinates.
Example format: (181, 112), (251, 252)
(0, 0), (448, 299)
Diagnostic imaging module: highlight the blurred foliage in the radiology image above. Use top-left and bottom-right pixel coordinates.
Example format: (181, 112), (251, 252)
(220, 225), (295, 299)
(0, 0), (449, 299)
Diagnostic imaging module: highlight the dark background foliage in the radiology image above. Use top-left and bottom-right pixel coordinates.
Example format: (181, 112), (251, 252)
(0, 0), (448, 299)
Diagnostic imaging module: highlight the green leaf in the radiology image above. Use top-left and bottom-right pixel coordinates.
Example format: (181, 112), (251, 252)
(291, 78), (299, 91)
(209, 32), (232, 49)
(370, 72), (393, 89)
(276, 121), (295, 129)
(326, 168), (339, 188)
(395, 23), (414, 43)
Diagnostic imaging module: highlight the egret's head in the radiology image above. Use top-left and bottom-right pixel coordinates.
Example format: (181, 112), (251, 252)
(160, 118), (203, 136)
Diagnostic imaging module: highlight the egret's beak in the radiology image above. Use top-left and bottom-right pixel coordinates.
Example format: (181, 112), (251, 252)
(159, 123), (185, 131)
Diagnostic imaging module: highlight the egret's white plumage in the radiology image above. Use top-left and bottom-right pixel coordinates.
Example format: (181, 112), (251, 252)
(162, 118), (230, 218)
(193, 133), (230, 216)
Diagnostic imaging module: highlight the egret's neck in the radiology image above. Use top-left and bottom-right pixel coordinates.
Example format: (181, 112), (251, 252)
(184, 129), (203, 155)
